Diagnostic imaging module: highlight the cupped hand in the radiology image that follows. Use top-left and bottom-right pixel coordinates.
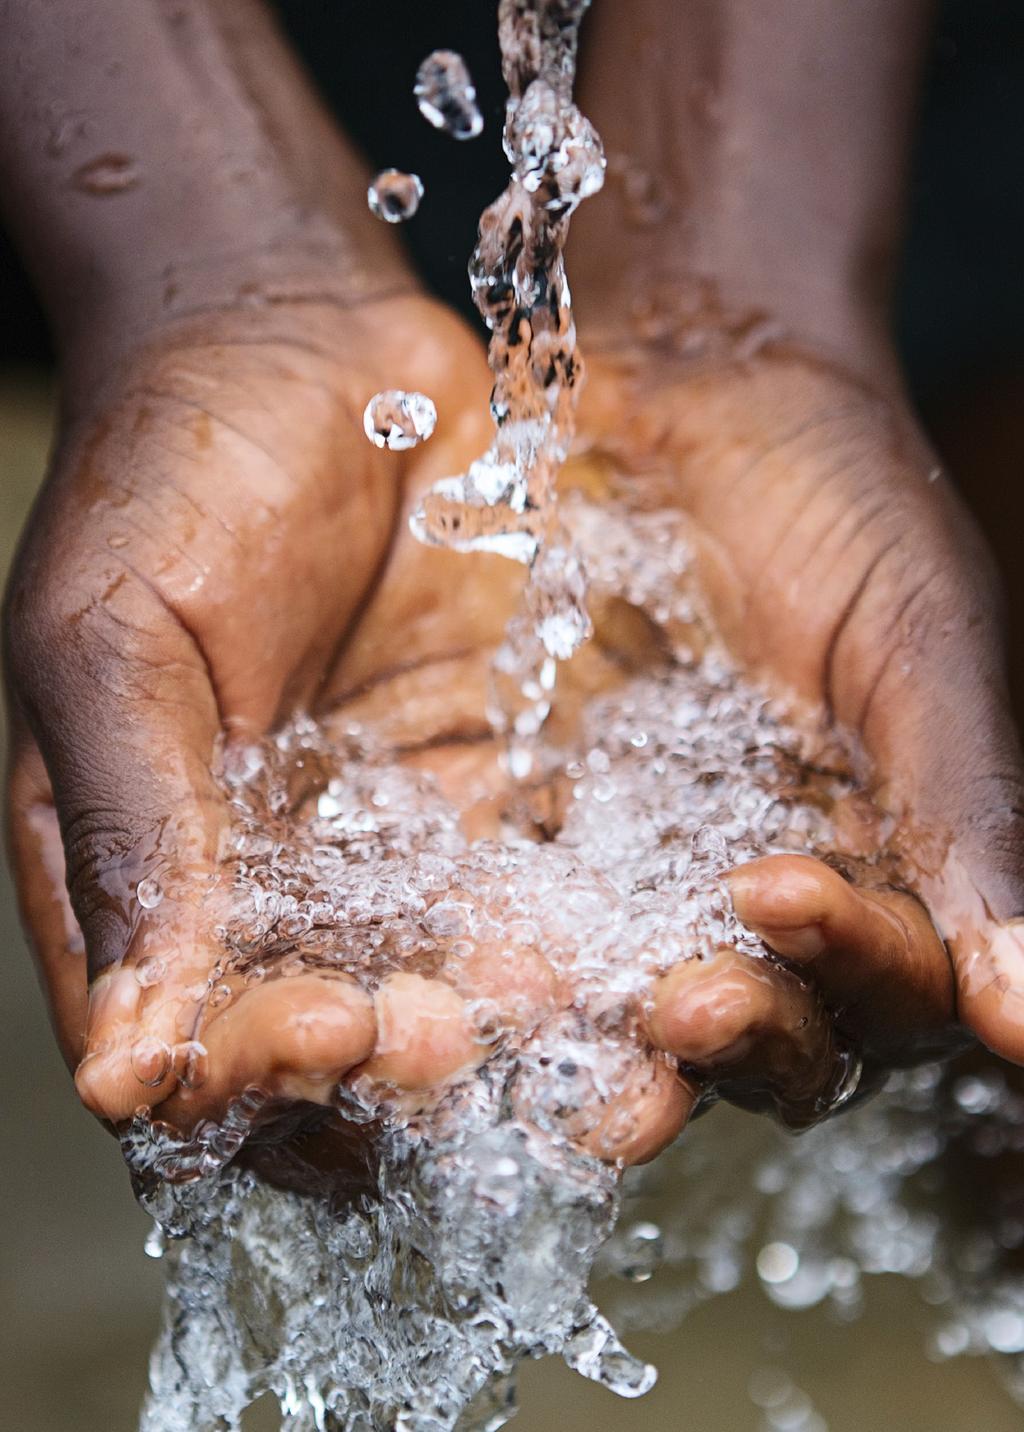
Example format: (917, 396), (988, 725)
(575, 326), (1024, 1107)
(4, 287), (502, 1128)
(4, 284), (704, 1173)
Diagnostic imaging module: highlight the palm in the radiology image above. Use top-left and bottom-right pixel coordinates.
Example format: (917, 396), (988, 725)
(6, 293), (495, 1092)
(577, 343), (1024, 1065)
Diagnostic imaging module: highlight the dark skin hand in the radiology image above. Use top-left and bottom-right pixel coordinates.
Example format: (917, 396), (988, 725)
(3, 0), (1023, 1190)
(570, 0), (1024, 1074)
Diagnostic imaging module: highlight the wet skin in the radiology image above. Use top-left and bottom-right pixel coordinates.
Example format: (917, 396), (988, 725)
(3, 0), (1022, 1188)
(4, 281), (1007, 1184)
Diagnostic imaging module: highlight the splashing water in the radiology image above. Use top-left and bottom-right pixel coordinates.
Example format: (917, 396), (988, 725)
(415, 50), (485, 140)
(411, 0), (605, 776)
(367, 169), (424, 224)
(134, 453), (887, 1430)
(127, 5), (1013, 1431)
(597, 1056), (1024, 1419)
(363, 390), (437, 451)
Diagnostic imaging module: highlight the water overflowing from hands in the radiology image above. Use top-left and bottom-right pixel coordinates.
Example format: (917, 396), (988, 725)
(126, 4), (1024, 1431)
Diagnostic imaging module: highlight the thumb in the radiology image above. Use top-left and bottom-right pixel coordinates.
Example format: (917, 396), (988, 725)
(5, 540), (230, 1119)
(849, 499), (1024, 1064)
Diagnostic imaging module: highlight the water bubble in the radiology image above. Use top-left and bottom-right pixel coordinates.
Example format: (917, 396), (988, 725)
(934, 1321), (971, 1358)
(953, 1073), (1001, 1115)
(136, 876), (164, 909)
(368, 169), (424, 223)
(144, 1223), (166, 1260)
(72, 152), (140, 195)
(209, 983), (232, 1009)
(985, 1309), (1024, 1354)
(317, 789), (344, 819)
(415, 51), (484, 140)
(749, 1368), (795, 1411)
(131, 1036), (171, 1087)
(363, 390), (437, 451)
(757, 1242), (799, 1285)
(173, 1040), (209, 1089)
(423, 900), (471, 938)
(135, 955), (167, 988)
(615, 1221), (664, 1283)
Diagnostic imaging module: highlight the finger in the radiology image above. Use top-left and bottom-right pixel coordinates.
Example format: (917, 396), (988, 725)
(816, 470), (1024, 1060)
(4, 448), (233, 1118)
(510, 1016), (696, 1166)
(646, 948), (846, 1128)
(442, 938), (567, 1037)
(73, 905), (217, 1121)
(726, 854), (953, 1046)
(158, 973), (377, 1130)
(578, 1057), (696, 1166)
(352, 972), (484, 1091)
(6, 728), (88, 1069)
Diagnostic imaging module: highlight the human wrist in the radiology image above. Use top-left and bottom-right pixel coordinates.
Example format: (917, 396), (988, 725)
(0, 0), (413, 364)
(569, 226), (899, 383)
(569, 0), (929, 375)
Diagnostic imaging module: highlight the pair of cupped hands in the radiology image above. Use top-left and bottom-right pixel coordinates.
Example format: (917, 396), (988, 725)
(7, 247), (1024, 1181)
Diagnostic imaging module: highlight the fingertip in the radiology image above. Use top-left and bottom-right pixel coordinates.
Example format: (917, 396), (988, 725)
(726, 855), (835, 955)
(267, 975), (379, 1102)
(76, 967), (174, 1121)
(195, 974), (378, 1111)
(443, 940), (566, 1034)
(583, 1060), (696, 1166)
(356, 972), (482, 1091)
(957, 923), (1024, 1065)
(645, 954), (763, 1061)
(75, 1042), (175, 1122)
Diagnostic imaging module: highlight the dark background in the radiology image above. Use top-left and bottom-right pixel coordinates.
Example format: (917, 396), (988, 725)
(4, 2), (1024, 666)
(3, 0), (1023, 398)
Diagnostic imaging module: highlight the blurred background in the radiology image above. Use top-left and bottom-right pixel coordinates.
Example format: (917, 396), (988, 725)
(2, 1), (1024, 1427)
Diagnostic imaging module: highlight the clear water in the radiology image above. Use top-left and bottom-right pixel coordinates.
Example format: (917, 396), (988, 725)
(126, 4), (1024, 1430)
(411, 0), (604, 776)
(367, 170), (425, 225)
(131, 456), (889, 1430)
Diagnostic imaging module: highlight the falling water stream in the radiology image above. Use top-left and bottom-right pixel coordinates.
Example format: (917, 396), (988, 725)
(125, 4), (1024, 1431)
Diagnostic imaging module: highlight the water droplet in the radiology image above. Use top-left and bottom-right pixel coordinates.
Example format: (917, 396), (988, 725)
(136, 876), (164, 909)
(135, 955), (167, 988)
(243, 963), (267, 987)
(131, 1036), (171, 1086)
(615, 1221), (664, 1283)
(209, 982), (232, 1008)
(985, 1309), (1024, 1353)
(173, 1040), (209, 1089)
(72, 153), (140, 195)
(144, 1223), (166, 1259)
(415, 51), (483, 140)
(757, 1241), (799, 1285)
(368, 169), (424, 223)
(423, 900), (470, 938)
(363, 390), (437, 451)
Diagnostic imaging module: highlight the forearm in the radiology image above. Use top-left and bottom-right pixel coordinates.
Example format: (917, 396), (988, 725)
(0, 0), (409, 357)
(571, 0), (934, 357)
